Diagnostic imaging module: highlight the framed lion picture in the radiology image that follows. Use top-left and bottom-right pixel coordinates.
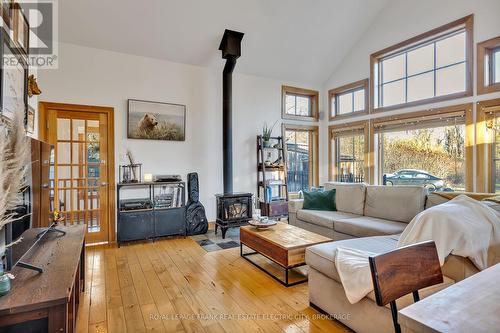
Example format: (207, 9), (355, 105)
(127, 99), (186, 141)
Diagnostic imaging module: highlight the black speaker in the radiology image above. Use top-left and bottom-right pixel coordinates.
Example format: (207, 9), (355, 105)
(185, 173), (208, 235)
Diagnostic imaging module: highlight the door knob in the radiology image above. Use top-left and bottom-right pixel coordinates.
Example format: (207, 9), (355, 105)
(101, 182), (108, 186)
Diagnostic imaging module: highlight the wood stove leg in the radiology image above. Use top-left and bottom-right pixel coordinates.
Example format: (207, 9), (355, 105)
(214, 223), (218, 235)
(221, 227), (228, 239)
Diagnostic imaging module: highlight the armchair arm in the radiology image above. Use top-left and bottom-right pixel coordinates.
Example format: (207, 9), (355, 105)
(288, 199), (304, 213)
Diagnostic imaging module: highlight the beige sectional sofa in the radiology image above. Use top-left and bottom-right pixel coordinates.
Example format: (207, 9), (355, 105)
(288, 182), (487, 333)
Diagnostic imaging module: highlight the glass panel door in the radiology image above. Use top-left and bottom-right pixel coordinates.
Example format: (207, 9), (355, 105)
(48, 110), (109, 243)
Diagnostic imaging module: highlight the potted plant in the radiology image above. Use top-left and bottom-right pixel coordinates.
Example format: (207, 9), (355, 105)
(0, 260), (14, 296)
(0, 111), (30, 296)
(262, 120), (278, 148)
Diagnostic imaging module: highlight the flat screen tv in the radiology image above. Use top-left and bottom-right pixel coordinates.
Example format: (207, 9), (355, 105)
(2, 138), (56, 273)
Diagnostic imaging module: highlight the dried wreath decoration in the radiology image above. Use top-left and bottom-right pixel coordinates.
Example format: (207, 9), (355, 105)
(0, 111), (30, 246)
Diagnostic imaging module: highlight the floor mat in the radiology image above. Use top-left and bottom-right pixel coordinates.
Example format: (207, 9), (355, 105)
(190, 227), (240, 252)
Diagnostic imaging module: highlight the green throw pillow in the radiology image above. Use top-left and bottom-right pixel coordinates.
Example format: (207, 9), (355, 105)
(302, 189), (336, 211)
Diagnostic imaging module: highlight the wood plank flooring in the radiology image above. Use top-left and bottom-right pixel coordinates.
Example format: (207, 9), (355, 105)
(78, 236), (352, 333)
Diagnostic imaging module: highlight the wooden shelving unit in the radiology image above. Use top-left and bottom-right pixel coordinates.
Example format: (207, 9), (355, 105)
(257, 135), (289, 219)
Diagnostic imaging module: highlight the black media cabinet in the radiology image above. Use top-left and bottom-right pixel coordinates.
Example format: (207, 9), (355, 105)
(117, 181), (186, 245)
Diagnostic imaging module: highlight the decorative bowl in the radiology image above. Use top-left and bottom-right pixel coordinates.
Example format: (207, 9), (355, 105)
(249, 219), (277, 229)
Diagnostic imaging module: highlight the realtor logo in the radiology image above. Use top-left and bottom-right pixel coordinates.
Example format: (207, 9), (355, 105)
(2, 0), (58, 69)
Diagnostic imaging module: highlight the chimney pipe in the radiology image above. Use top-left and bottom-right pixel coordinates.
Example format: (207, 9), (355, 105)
(219, 29), (244, 194)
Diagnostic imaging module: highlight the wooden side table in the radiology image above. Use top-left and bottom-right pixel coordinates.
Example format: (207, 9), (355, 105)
(0, 225), (85, 333)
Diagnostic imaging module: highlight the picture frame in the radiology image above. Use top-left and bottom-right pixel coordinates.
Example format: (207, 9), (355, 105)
(12, 2), (28, 55)
(0, 0), (11, 30)
(26, 105), (34, 133)
(0, 28), (28, 121)
(127, 99), (186, 141)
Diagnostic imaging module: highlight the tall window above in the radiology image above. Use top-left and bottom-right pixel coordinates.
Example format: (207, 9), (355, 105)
(329, 79), (368, 119)
(282, 86), (319, 121)
(477, 36), (500, 95)
(371, 15), (473, 111)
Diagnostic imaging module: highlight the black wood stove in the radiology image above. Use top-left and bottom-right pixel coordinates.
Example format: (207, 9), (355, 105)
(215, 192), (252, 238)
(214, 29), (252, 238)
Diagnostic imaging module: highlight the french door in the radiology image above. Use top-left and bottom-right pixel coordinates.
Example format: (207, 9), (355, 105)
(40, 103), (115, 244)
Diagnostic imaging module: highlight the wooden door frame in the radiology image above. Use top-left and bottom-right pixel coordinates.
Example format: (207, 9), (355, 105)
(38, 101), (116, 243)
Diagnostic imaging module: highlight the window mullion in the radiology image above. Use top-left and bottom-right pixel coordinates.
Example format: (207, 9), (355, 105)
(405, 52), (408, 103)
(351, 92), (355, 113)
(380, 61), (384, 107)
(433, 42), (437, 97)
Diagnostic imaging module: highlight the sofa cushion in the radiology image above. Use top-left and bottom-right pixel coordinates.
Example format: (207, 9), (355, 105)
(425, 192), (449, 209)
(303, 189), (336, 211)
(324, 182), (366, 215)
(364, 185), (426, 223)
(296, 210), (358, 229)
(305, 235), (399, 282)
(334, 216), (407, 238)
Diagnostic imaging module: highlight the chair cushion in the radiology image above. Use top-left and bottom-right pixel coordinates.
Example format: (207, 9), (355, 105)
(305, 235), (399, 282)
(334, 216), (407, 238)
(296, 210), (358, 229)
(364, 185), (427, 222)
(324, 182), (366, 215)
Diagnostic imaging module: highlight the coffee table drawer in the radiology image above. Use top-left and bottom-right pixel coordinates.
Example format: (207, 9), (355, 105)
(240, 230), (289, 266)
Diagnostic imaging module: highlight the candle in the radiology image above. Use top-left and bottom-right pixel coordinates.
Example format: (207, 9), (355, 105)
(144, 173), (153, 182)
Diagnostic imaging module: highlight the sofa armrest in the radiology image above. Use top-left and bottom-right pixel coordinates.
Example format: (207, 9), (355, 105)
(289, 199), (304, 213)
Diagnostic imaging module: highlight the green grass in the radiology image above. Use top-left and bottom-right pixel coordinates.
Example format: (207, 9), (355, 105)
(130, 122), (184, 141)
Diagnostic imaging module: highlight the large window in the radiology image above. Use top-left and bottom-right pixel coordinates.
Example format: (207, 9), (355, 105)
(371, 15), (473, 111)
(478, 36), (500, 95)
(373, 106), (472, 192)
(494, 48), (500, 84)
(282, 86), (319, 121)
(477, 99), (500, 193)
(329, 124), (367, 183)
(493, 115), (500, 193)
(284, 124), (319, 192)
(329, 79), (368, 119)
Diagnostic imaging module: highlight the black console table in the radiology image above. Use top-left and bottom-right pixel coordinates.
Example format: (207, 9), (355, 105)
(117, 181), (186, 245)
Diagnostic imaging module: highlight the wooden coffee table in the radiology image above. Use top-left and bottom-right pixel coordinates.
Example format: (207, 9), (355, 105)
(240, 222), (330, 287)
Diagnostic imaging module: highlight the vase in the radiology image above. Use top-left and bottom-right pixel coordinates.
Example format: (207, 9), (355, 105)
(0, 275), (11, 296)
(263, 140), (271, 148)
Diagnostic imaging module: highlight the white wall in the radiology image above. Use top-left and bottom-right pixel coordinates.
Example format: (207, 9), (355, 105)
(321, 0), (500, 187)
(38, 43), (321, 220)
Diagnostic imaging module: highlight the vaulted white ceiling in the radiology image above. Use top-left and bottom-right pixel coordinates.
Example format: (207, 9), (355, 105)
(59, 0), (389, 85)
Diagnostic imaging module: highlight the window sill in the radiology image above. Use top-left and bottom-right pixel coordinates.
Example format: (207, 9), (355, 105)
(371, 90), (472, 114)
(478, 82), (500, 95)
(329, 110), (368, 121)
(282, 114), (319, 122)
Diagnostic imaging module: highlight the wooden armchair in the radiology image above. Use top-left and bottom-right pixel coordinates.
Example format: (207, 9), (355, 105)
(369, 241), (443, 333)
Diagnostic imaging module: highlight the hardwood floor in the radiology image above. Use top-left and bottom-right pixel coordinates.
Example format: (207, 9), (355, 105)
(77, 235), (352, 333)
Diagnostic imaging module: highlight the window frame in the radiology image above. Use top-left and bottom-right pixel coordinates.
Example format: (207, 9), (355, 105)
(369, 103), (473, 191)
(328, 79), (369, 120)
(281, 85), (319, 121)
(476, 98), (500, 193)
(370, 15), (473, 113)
(477, 36), (500, 95)
(282, 123), (319, 192)
(328, 121), (370, 183)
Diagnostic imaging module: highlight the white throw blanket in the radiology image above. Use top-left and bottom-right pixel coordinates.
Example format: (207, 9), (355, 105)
(335, 195), (500, 304)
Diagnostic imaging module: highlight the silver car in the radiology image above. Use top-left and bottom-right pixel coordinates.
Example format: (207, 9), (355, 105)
(384, 169), (444, 190)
